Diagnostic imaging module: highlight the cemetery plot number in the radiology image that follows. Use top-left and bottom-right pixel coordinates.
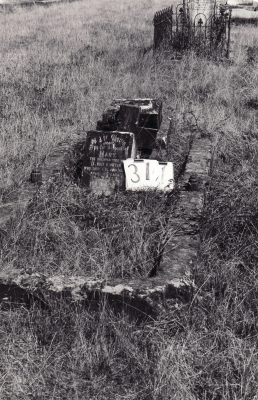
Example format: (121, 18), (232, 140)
(123, 159), (174, 191)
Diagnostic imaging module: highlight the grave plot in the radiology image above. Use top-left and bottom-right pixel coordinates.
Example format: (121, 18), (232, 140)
(0, 132), (211, 316)
(0, 98), (175, 281)
(0, 98), (209, 316)
(0, 132), (89, 231)
(153, 1), (231, 59)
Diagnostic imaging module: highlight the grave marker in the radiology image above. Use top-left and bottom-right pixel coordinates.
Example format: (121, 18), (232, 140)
(123, 159), (174, 191)
(188, 0), (219, 23)
(81, 131), (136, 195)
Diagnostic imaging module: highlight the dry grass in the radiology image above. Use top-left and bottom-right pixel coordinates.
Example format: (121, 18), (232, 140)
(1, 179), (177, 278)
(0, 0), (168, 189)
(1, 0), (258, 398)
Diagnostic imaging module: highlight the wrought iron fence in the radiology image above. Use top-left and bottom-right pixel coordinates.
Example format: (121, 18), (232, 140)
(153, 6), (174, 49)
(153, 2), (231, 59)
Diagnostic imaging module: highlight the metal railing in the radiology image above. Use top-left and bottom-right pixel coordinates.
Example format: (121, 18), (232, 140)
(154, 2), (231, 59)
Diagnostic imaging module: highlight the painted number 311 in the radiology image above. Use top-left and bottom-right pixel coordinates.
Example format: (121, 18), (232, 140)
(128, 162), (166, 183)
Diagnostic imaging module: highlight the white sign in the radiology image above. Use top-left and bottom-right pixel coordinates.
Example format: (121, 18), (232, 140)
(123, 159), (174, 191)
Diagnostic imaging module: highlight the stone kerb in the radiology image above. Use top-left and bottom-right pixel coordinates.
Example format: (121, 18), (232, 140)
(159, 137), (211, 282)
(0, 0), (62, 10)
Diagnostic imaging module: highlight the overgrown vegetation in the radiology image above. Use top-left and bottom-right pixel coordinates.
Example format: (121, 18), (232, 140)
(1, 0), (258, 398)
(2, 180), (177, 278)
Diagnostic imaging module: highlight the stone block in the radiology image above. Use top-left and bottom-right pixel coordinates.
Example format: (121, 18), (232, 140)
(135, 126), (158, 149)
(96, 108), (119, 131)
(160, 234), (199, 278)
(118, 104), (141, 132)
(96, 99), (162, 151)
(81, 131), (136, 195)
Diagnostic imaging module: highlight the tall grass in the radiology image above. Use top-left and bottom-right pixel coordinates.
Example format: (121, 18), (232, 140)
(1, 178), (177, 278)
(0, 0), (163, 189)
(1, 0), (258, 398)
(0, 0), (256, 189)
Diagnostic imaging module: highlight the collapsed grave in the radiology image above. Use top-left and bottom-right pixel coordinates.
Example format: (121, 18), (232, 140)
(0, 98), (212, 317)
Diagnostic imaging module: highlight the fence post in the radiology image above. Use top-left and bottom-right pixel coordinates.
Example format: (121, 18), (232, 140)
(226, 9), (232, 58)
(167, 115), (177, 160)
(171, 6), (173, 44)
